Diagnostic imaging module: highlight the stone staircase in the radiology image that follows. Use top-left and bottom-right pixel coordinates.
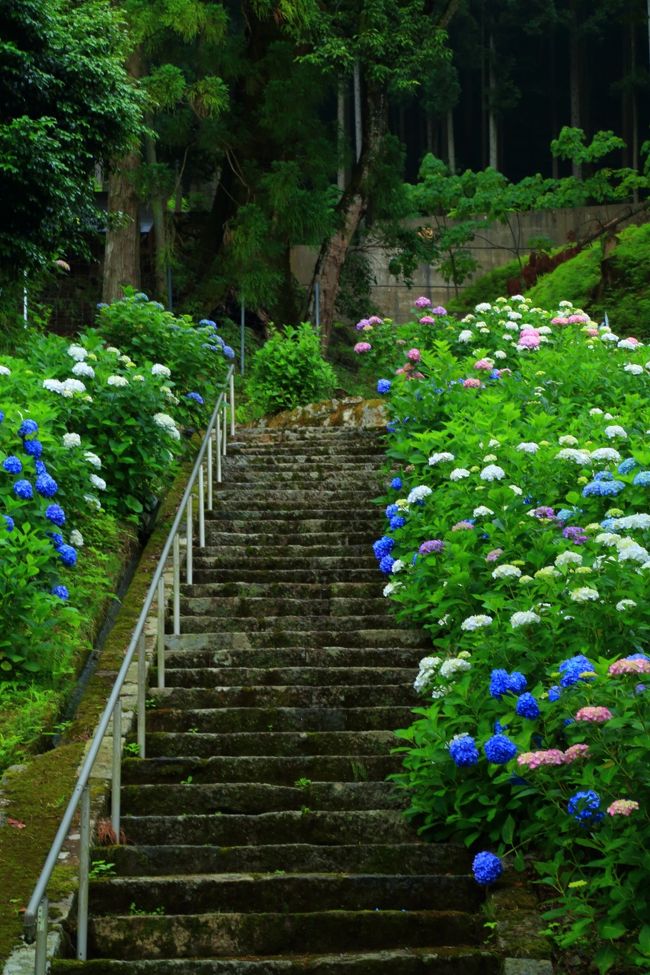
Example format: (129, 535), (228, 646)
(53, 426), (500, 974)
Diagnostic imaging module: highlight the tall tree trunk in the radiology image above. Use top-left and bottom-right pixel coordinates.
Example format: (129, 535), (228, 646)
(569, 1), (582, 179)
(144, 127), (168, 302)
(103, 49), (142, 303)
(488, 34), (498, 170)
(446, 109), (456, 172)
(337, 79), (346, 192)
(550, 33), (559, 178)
(308, 85), (387, 352)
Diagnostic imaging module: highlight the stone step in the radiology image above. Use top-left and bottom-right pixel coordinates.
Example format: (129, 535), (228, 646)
(206, 505), (376, 518)
(177, 598), (390, 618)
(213, 470), (380, 484)
(175, 615), (395, 634)
(162, 646), (424, 670)
(53, 946), (500, 974)
(101, 842), (471, 878)
(119, 809), (419, 847)
(223, 457), (382, 470)
(179, 582), (384, 599)
(122, 755), (400, 786)
(147, 706), (412, 734)
(86, 910), (484, 960)
(191, 556), (377, 572)
(148, 686), (413, 711)
(200, 532), (374, 548)
(214, 489), (377, 503)
(163, 630), (429, 651)
(204, 519), (378, 535)
(141, 729), (398, 758)
(120, 781), (401, 816)
(158, 666), (412, 687)
(190, 569), (380, 583)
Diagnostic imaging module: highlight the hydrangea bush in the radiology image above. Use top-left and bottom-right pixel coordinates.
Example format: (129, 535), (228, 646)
(362, 297), (650, 971)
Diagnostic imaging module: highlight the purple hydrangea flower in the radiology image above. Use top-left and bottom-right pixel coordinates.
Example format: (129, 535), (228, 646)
(419, 539), (444, 555)
(562, 525), (587, 544)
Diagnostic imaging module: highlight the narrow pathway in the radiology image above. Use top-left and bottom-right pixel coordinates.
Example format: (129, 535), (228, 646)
(54, 425), (499, 974)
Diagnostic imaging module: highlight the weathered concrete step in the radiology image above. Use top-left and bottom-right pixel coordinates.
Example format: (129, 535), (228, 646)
(214, 489), (377, 503)
(230, 443), (384, 454)
(223, 457), (381, 470)
(122, 754), (400, 786)
(141, 729), (397, 758)
(53, 946), (500, 974)
(120, 781), (401, 816)
(164, 630), (428, 651)
(191, 569), (380, 584)
(99, 842), (470, 878)
(204, 519), (378, 535)
(206, 506), (374, 518)
(180, 582), (384, 599)
(192, 556), (377, 572)
(146, 705), (412, 735)
(178, 598), (389, 618)
(163, 646), (424, 670)
(149, 686), (413, 711)
(86, 909), (484, 959)
(200, 533), (374, 548)
(176, 615), (396, 634)
(158, 666), (412, 688)
(89, 873), (481, 918)
(213, 470), (380, 484)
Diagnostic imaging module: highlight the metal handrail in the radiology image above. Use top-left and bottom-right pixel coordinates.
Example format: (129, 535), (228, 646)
(23, 366), (237, 973)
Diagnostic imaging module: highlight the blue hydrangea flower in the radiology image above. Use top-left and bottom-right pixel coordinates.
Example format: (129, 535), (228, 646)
(97, 302), (109, 310)
(134, 292), (149, 302)
(386, 422), (396, 433)
(515, 692), (540, 719)
(3, 515), (14, 532)
(490, 669), (527, 699)
(35, 460), (47, 475)
(14, 479), (33, 500)
(385, 504), (399, 519)
(555, 509), (573, 522)
(567, 790), (604, 824)
(509, 672), (527, 693)
(18, 419), (39, 437)
(633, 471), (650, 487)
(3, 456), (22, 474)
(449, 734), (479, 767)
(47, 532), (64, 549)
(223, 346), (235, 360)
(618, 458), (638, 475)
(559, 654), (594, 687)
(628, 653), (650, 661)
(548, 685), (561, 702)
(377, 379), (392, 395)
(379, 555), (395, 574)
(390, 477), (402, 490)
(51, 585), (69, 600)
(58, 544), (77, 567)
(593, 471), (613, 482)
(23, 439), (43, 459)
(472, 852), (503, 886)
(36, 473), (58, 498)
(199, 319), (217, 328)
(0, 411), (4, 423)
(186, 392), (205, 405)
(582, 479), (625, 497)
(372, 536), (395, 560)
(389, 515), (406, 530)
(151, 302), (165, 311)
(45, 504), (66, 527)
(484, 733), (517, 764)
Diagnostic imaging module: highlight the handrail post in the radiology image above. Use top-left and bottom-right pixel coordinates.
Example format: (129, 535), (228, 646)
(222, 401), (227, 457)
(77, 786), (90, 960)
(198, 465), (205, 548)
(186, 496), (193, 585)
(229, 371), (235, 437)
(216, 424), (222, 483)
(173, 533), (180, 635)
(34, 897), (48, 975)
(157, 578), (165, 690)
(111, 699), (122, 842)
(137, 632), (146, 759)
(207, 435), (213, 510)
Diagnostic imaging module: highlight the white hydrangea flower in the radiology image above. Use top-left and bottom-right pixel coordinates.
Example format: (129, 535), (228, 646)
(475, 302), (492, 313)
(508, 311), (522, 320)
(570, 587), (599, 602)
(63, 433), (81, 448)
(624, 363), (644, 375)
(429, 452), (455, 465)
(413, 656), (441, 693)
(85, 452), (102, 469)
(458, 330), (474, 343)
(510, 611), (541, 627)
(612, 514), (650, 530)
(69, 529), (84, 548)
(483, 454), (498, 463)
(589, 408), (604, 415)
(439, 657), (472, 678)
(558, 300), (573, 308)
(558, 435), (579, 446)
(407, 485), (432, 504)
(450, 468), (470, 481)
(72, 361), (95, 379)
(480, 464), (505, 481)
(151, 364), (171, 378)
(107, 375), (129, 387)
(537, 326), (552, 335)
(461, 614), (493, 631)
(535, 566), (560, 579)
(604, 425), (627, 439)
(62, 378), (86, 396)
(391, 559), (405, 574)
(600, 332), (619, 343)
(492, 564), (521, 579)
(473, 506), (494, 517)
(67, 344), (88, 361)
(595, 532), (621, 546)
(494, 350), (507, 359)
(555, 551), (583, 567)
(509, 485), (523, 495)
(89, 473), (107, 491)
(616, 599), (636, 612)
(516, 442), (539, 453)
(383, 580), (401, 597)
(43, 379), (65, 395)
(618, 339), (641, 350)
(106, 346), (120, 355)
(617, 542), (650, 564)
(133, 375), (145, 382)
(556, 448), (592, 465)
(591, 447), (622, 463)
(0, 365), (11, 376)
(84, 494), (102, 511)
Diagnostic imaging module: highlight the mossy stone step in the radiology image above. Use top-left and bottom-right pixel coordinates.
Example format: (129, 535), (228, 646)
(202, 531), (374, 547)
(99, 843), (471, 878)
(158, 666), (413, 687)
(194, 543), (373, 558)
(146, 705), (413, 734)
(163, 629), (429, 650)
(204, 518), (378, 535)
(53, 946), (500, 974)
(179, 582), (384, 599)
(178, 597), (389, 618)
(207, 506), (373, 518)
(176, 614), (396, 634)
(118, 809), (417, 846)
(120, 781), (401, 816)
(86, 909), (485, 960)
(141, 728), (398, 758)
(190, 569), (380, 583)
(191, 556), (378, 572)
(162, 646), (424, 670)
(121, 754), (400, 786)
(148, 685), (413, 711)
(214, 488), (375, 503)
(213, 470), (380, 484)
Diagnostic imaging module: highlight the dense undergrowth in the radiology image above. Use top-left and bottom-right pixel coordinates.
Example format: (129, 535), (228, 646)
(355, 298), (650, 972)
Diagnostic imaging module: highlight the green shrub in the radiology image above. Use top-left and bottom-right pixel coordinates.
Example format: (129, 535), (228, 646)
(246, 323), (337, 416)
(527, 244), (602, 311)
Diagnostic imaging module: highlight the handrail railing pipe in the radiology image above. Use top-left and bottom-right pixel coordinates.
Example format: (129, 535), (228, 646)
(24, 365), (235, 975)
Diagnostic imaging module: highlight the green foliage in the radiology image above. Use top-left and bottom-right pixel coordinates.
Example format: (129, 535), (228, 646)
(447, 259), (523, 314)
(526, 246), (602, 313)
(246, 323), (337, 415)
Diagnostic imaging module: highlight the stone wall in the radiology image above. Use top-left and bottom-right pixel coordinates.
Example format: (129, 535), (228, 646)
(291, 203), (646, 320)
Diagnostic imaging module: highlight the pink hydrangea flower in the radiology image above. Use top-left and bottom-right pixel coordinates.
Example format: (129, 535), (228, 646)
(463, 378), (481, 388)
(567, 314), (589, 323)
(415, 296), (431, 309)
(407, 348), (421, 362)
(353, 342), (372, 354)
(419, 316), (435, 325)
(552, 316), (569, 326)
(585, 327), (599, 337)
(518, 331), (541, 349)
(517, 749), (566, 769)
(608, 658), (650, 676)
(410, 371), (425, 380)
(486, 548), (503, 562)
(474, 358), (493, 370)
(563, 743), (590, 763)
(368, 315), (383, 325)
(452, 521), (474, 531)
(575, 706), (613, 723)
(607, 799), (639, 817)
(432, 306), (447, 315)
